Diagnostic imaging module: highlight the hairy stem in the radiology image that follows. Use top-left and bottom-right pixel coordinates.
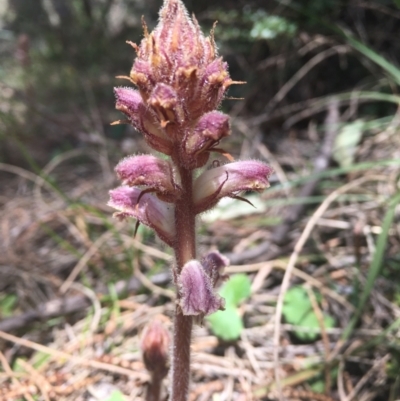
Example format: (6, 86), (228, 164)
(170, 166), (195, 401)
(146, 373), (163, 401)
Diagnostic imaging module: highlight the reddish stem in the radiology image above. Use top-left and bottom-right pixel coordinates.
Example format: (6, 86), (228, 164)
(146, 373), (163, 401)
(170, 166), (196, 401)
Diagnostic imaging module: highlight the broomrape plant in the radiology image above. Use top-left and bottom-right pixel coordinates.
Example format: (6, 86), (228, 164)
(108, 0), (272, 399)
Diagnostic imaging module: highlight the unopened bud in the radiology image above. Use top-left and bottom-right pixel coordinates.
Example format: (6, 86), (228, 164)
(141, 319), (170, 378)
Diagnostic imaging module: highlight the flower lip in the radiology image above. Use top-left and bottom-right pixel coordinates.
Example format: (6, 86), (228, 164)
(193, 160), (273, 214)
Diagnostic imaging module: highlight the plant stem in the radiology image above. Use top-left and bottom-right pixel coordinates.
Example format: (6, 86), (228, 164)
(146, 374), (163, 401)
(170, 166), (196, 401)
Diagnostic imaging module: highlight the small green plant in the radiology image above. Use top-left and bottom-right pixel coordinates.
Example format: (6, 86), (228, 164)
(333, 119), (365, 168)
(250, 10), (297, 40)
(0, 294), (17, 318)
(207, 274), (251, 341)
(282, 286), (335, 341)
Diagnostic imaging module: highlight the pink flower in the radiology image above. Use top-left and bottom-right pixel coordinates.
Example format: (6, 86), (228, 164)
(114, 87), (173, 155)
(193, 161), (273, 213)
(182, 111), (231, 169)
(178, 260), (225, 318)
(108, 186), (175, 246)
(114, 0), (235, 163)
(115, 155), (181, 202)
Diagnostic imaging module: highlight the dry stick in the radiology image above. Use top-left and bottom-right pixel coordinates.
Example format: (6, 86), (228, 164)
(60, 231), (113, 293)
(0, 351), (36, 401)
(272, 175), (386, 401)
(0, 330), (148, 380)
(342, 354), (390, 401)
(305, 285), (331, 395)
(17, 359), (52, 401)
(133, 255), (175, 299)
(0, 163), (64, 203)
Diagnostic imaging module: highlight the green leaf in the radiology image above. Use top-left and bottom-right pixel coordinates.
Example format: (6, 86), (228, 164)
(0, 294), (17, 317)
(295, 311), (335, 341)
(31, 351), (52, 370)
(105, 390), (126, 401)
(309, 378), (325, 393)
(206, 274), (251, 340)
(219, 274), (251, 307)
(207, 306), (243, 341)
(283, 286), (335, 341)
(250, 11), (297, 40)
(333, 119), (364, 168)
(282, 286), (312, 325)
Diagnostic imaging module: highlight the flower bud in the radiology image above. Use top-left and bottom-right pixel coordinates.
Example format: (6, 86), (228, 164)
(182, 111), (230, 169)
(114, 87), (173, 155)
(141, 319), (170, 378)
(108, 186), (175, 246)
(178, 260), (225, 318)
(148, 83), (184, 140)
(193, 161), (273, 214)
(115, 155), (181, 202)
